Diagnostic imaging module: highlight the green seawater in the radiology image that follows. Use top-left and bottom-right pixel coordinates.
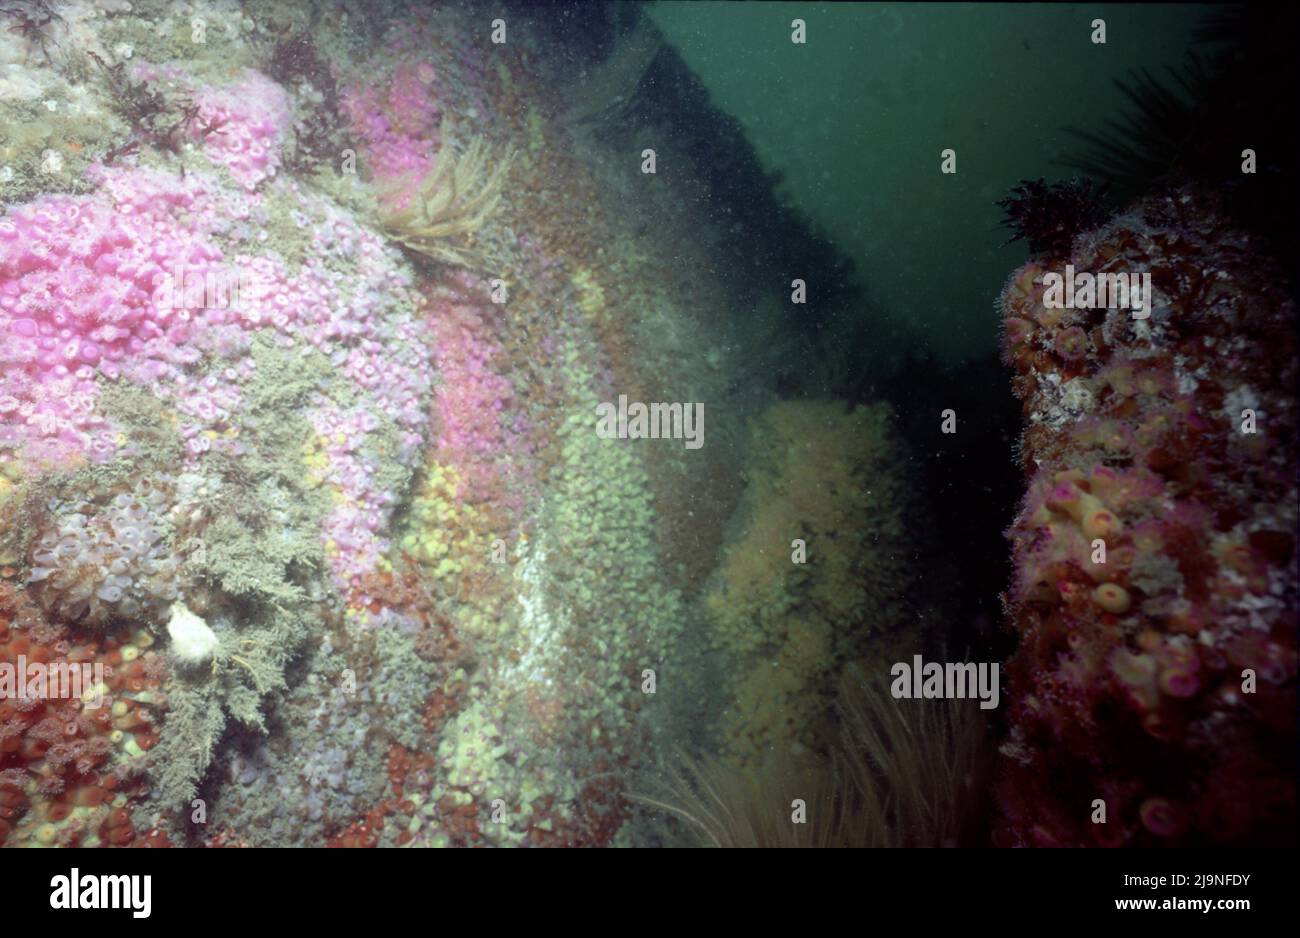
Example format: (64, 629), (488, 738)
(648, 1), (1206, 369)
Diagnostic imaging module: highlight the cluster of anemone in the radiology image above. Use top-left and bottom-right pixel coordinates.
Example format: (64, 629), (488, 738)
(191, 69), (294, 190)
(997, 189), (1297, 846)
(27, 479), (181, 628)
(0, 582), (168, 848)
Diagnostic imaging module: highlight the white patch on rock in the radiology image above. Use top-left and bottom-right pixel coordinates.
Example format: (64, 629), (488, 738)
(167, 601), (220, 665)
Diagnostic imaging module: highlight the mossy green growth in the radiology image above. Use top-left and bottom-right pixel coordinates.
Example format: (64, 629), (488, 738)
(198, 337), (331, 602)
(370, 628), (442, 753)
(94, 11), (258, 78)
(0, 92), (109, 203)
(202, 514), (316, 605)
(245, 333), (345, 414)
(148, 678), (225, 808)
(362, 414), (418, 512)
(147, 335), (340, 810)
(97, 381), (189, 469)
(147, 596), (298, 804)
(309, 168), (377, 219)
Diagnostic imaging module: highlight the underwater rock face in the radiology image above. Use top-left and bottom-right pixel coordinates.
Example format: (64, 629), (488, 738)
(997, 189), (1297, 846)
(0, 1), (736, 848)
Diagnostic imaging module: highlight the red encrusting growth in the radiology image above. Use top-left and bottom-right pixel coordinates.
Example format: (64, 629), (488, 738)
(0, 579), (167, 847)
(996, 189), (1297, 846)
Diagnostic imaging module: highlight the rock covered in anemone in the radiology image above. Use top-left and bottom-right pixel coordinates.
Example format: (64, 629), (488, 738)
(996, 188), (1297, 847)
